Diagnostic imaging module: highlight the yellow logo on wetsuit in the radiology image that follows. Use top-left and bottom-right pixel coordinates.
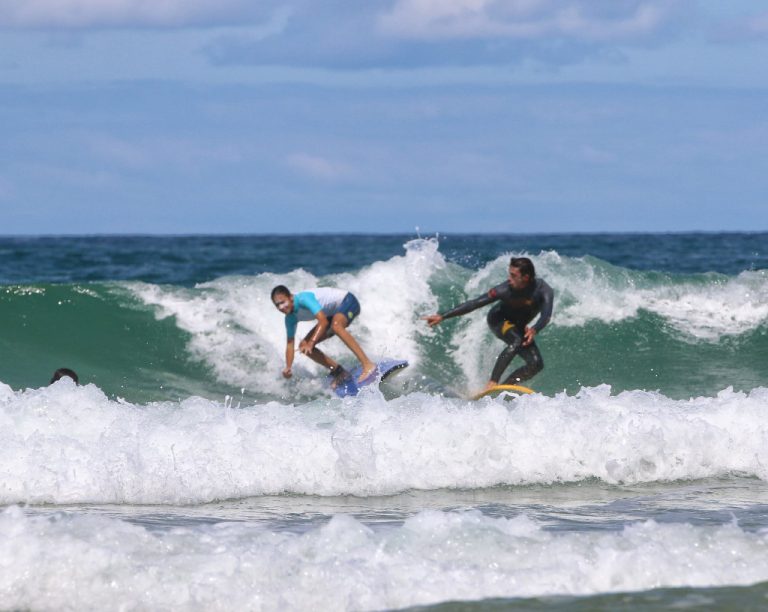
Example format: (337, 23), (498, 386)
(501, 321), (515, 335)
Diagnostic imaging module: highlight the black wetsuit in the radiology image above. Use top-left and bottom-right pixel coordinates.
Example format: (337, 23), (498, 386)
(440, 278), (554, 385)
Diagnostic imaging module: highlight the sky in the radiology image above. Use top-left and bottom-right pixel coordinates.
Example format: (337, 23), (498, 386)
(1, 0), (767, 234)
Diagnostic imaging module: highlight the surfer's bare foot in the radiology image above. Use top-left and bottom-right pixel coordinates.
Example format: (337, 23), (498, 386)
(357, 362), (377, 384)
(483, 381), (497, 392)
(329, 365), (348, 389)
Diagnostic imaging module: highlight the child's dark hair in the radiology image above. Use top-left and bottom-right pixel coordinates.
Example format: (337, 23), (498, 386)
(270, 285), (291, 300)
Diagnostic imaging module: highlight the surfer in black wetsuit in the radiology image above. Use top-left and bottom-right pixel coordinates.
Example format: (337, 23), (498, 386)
(423, 257), (554, 392)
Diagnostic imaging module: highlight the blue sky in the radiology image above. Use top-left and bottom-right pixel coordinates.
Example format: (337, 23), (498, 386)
(1, 0), (767, 234)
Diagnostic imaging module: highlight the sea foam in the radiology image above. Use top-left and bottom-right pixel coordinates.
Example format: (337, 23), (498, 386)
(2, 379), (768, 505)
(534, 252), (768, 340)
(3, 506), (768, 611)
(128, 238), (443, 396)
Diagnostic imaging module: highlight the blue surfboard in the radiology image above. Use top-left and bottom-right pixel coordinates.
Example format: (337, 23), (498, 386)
(328, 359), (409, 398)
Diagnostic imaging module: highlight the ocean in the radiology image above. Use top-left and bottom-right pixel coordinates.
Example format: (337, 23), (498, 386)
(2, 232), (768, 610)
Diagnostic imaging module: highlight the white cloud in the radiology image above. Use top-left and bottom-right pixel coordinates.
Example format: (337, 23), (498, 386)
(87, 135), (244, 169)
(743, 10), (768, 36)
(0, 0), (261, 28)
(710, 9), (768, 44)
(286, 153), (352, 181)
(0, 0), (683, 43)
(578, 145), (616, 165)
(24, 162), (118, 189)
(88, 135), (150, 168)
(378, 0), (677, 42)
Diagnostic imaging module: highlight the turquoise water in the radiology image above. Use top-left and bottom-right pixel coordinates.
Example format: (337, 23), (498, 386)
(2, 233), (768, 611)
(2, 233), (767, 401)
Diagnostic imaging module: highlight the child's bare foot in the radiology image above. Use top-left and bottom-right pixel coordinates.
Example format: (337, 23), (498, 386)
(357, 362), (377, 384)
(329, 365), (349, 389)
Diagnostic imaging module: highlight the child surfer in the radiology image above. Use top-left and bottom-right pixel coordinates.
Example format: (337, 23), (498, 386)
(271, 285), (376, 386)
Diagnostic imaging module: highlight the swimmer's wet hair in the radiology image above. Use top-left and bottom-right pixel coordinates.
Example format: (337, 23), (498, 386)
(50, 368), (79, 385)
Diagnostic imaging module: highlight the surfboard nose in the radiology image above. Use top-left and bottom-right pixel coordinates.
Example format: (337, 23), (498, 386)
(329, 359), (409, 397)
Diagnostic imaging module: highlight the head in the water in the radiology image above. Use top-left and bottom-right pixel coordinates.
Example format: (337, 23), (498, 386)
(49, 367), (79, 385)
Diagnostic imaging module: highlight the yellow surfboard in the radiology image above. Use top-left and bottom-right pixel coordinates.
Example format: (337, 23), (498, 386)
(470, 384), (535, 400)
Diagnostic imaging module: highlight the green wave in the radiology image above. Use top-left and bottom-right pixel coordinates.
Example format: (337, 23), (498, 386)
(2, 258), (767, 402)
(0, 283), (227, 402)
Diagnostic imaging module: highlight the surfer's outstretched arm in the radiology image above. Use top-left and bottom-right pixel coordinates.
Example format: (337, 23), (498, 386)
(423, 291), (498, 326)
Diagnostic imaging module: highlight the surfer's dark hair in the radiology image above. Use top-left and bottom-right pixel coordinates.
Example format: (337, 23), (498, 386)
(509, 257), (535, 280)
(270, 285), (291, 300)
(50, 368), (79, 385)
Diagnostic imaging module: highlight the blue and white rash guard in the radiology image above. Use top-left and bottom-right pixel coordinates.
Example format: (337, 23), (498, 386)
(284, 287), (349, 339)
